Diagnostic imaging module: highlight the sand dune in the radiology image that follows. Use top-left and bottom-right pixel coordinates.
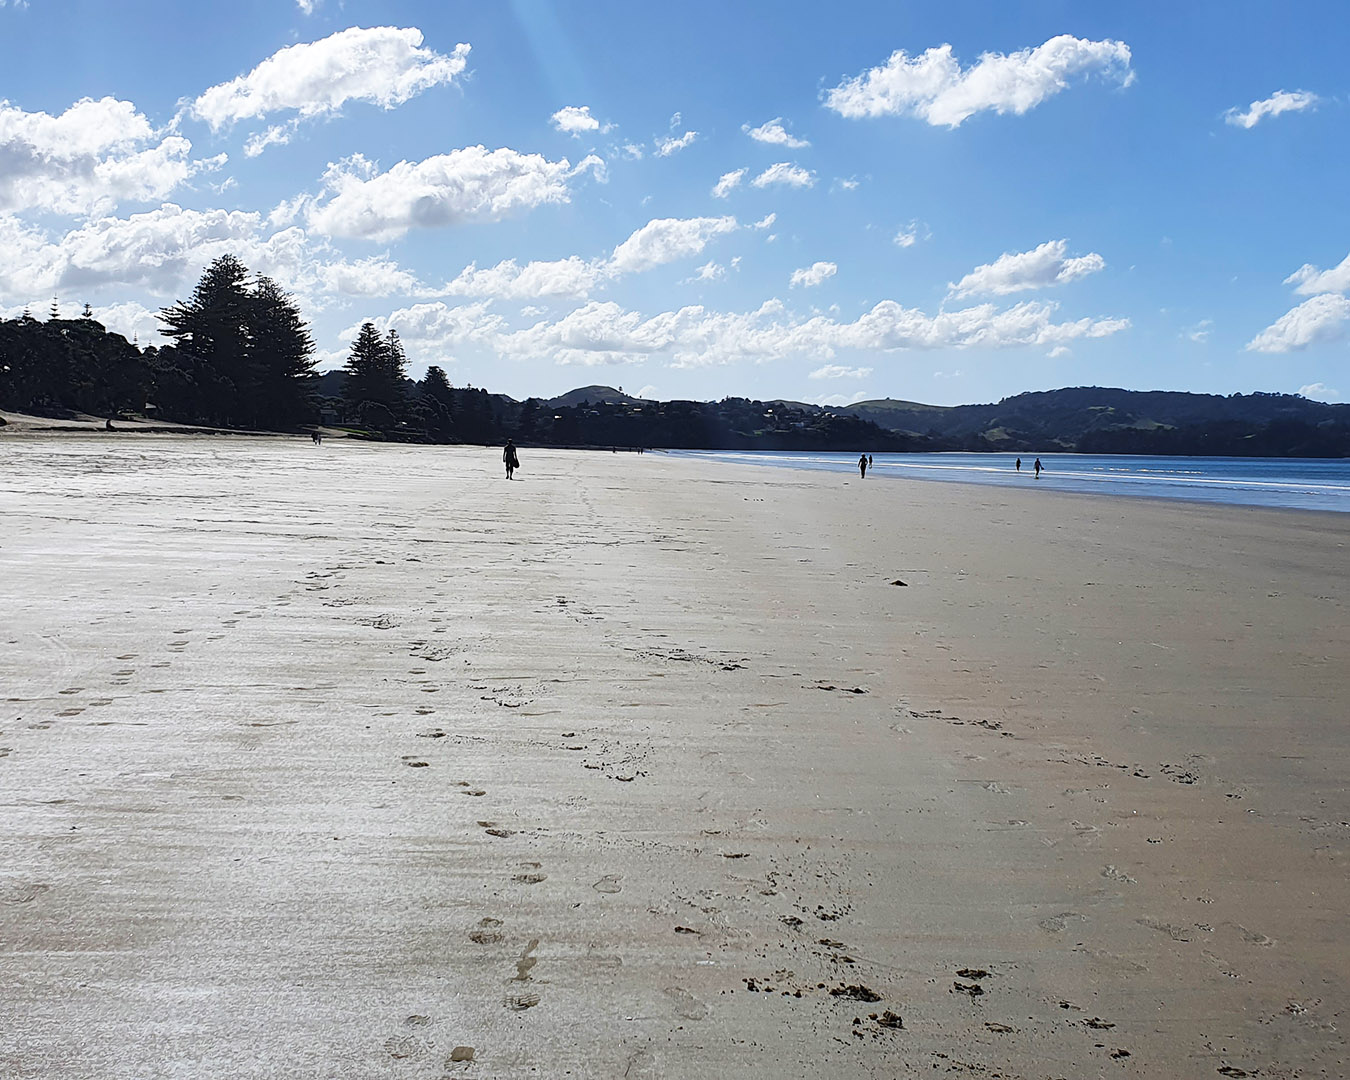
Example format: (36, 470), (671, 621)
(1, 435), (1346, 1078)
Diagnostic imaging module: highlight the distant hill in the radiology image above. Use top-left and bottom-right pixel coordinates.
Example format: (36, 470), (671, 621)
(835, 387), (1349, 456)
(543, 385), (643, 408)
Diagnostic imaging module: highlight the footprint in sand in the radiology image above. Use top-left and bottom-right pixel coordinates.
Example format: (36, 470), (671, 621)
(664, 986), (708, 1020)
(503, 992), (540, 1011)
(513, 868), (547, 885)
(469, 917), (505, 945)
(593, 875), (622, 894)
(384, 1035), (429, 1060)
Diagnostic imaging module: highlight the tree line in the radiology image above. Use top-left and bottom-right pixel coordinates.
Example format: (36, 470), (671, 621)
(0, 253), (915, 450)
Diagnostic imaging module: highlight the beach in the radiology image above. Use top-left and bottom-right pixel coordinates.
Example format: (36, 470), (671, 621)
(2, 435), (1346, 1078)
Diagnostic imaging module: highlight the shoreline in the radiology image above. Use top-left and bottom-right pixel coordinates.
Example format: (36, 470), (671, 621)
(2, 438), (1347, 1077)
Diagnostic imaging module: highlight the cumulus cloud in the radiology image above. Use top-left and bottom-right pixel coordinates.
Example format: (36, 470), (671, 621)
(790, 261), (837, 288)
(552, 105), (601, 135)
(373, 290), (1127, 370)
(1285, 252), (1350, 296)
(296, 0), (319, 12)
(824, 34), (1133, 128)
(750, 212), (776, 230)
(304, 147), (585, 241)
(948, 239), (1104, 298)
(712, 168), (746, 198)
(341, 300), (505, 359)
(809, 364), (872, 379)
(433, 215), (741, 302)
(1246, 293), (1350, 352)
(689, 260), (725, 282)
(655, 130), (698, 156)
(191, 27), (470, 147)
(607, 216), (737, 275)
(751, 162), (815, 189)
(443, 256), (604, 300)
(743, 117), (809, 148)
(0, 97), (204, 215)
(1225, 90), (1319, 129)
(1298, 382), (1340, 401)
(0, 203), (438, 311)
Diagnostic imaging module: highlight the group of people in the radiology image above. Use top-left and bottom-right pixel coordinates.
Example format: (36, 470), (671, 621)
(857, 453), (1044, 480)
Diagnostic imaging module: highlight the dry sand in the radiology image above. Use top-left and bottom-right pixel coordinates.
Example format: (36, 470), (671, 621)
(1, 435), (1346, 1079)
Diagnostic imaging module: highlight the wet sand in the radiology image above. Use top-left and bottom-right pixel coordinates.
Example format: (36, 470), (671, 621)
(1, 435), (1346, 1078)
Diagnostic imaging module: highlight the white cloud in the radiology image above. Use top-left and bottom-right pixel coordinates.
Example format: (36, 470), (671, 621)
(815, 391), (872, 407)
(834, 176), (861, 191)
(751, 162), (815, 189)
(0, 97), (203, 215)
(243, 125), (294, 157)
(790, 261), (837, 288)
(305, 147), (583, 241)
(1246, 293), (1350, 352)
(824, 34), (1133, 128)
(607, 216), (737, 275)
(296, 0), (319, 13)
(750, 212), (776, 230)
(387, 291), (1127, 371)
(743, 117), (809, 148)
(315, 255), (425, 297)
(552, 105), (601, 135)
(655, 130), (698, 156)
(89, 300), (162, 343)
(431, 214), (741, 302)
(690, 260), (725, 282)
(0, 203), (440, 312)
(1285, 252), (1350, 296)
(948, 239), (1104, 298)
(1184, 318), (1213, 343)
(191, 27), (470, 140)
(618, 142), (644, 160)
(341, 300), (505, 359)
(1225, 90), (1319, 129)
(809, 364), (872, 379)
(893, 222), (919, 248)
(443, 256), (604, 300)
(712, 168), (746, 198)
(1298, 382), (1340, 401)
(0, 204), (268, 298)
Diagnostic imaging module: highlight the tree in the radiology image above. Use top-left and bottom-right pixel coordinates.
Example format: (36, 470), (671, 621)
(248, 274), (316, 428)
(342, 322), (406, 425)
(156, 257), (315, 428)
(158, 254), (252, 425)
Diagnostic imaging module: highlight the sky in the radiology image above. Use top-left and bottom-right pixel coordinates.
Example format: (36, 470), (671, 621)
(1, 0), (1347, 407)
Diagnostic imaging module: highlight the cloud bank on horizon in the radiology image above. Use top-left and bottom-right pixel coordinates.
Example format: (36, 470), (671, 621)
(0, 3), (1344, 405)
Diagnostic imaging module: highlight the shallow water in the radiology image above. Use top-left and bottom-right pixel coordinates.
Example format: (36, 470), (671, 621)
(670, 450), (1350, 513)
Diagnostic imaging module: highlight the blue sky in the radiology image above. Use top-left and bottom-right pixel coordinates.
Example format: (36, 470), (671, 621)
(1, 0), (1347, 406)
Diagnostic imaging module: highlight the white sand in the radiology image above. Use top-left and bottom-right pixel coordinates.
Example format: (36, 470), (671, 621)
(2, 435), (1346, 1078)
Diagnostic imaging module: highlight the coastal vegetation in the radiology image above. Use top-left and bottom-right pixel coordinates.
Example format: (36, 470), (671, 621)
(2, 256), (1347, 456)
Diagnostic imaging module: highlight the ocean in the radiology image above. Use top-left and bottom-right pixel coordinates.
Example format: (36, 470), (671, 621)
(668, 451), (1350, 513)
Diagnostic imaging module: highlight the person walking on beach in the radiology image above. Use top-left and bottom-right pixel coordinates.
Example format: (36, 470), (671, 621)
(858, 454), (868, 479)
(868, 454), (873, 468)
(1015, 457), (1021, 473)
(503, 440), (520, 480)
(1033, 457), (1042, 479)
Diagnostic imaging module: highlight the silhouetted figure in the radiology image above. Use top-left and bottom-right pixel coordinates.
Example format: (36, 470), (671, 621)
(868, 455), (873, 468)
(504, 440), (519, 479)
(1015, 457), (1021, 472)
(858, 454), (868, 479)
(104, 417), (114, 431)
(312, 430), (322, 445)
(1033, 457), (1042, 479)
